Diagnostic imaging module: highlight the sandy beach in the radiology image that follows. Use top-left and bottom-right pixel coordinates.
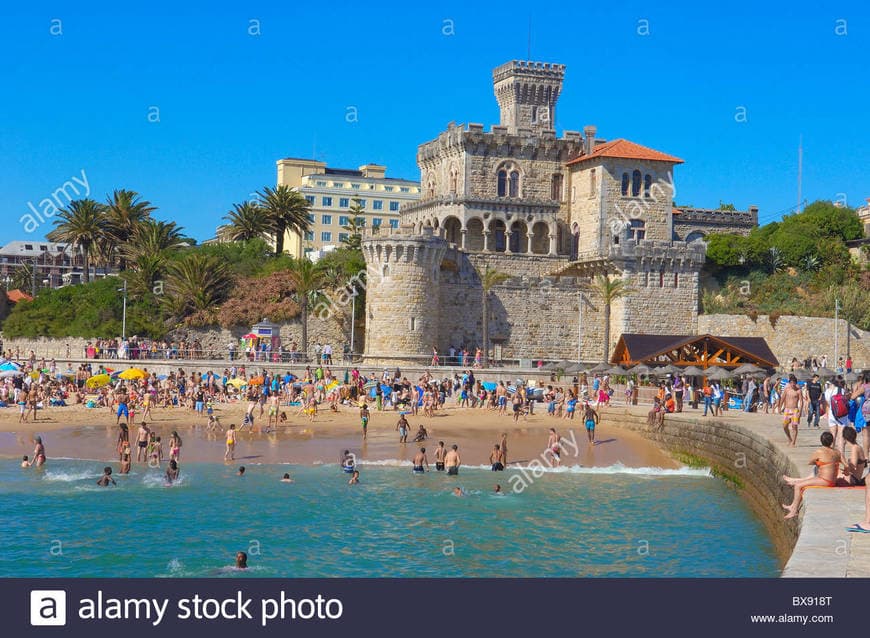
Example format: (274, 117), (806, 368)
(0, 400), (677, 469)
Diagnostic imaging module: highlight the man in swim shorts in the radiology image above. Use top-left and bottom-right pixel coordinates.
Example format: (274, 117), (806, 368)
(396, 413), (409, 443)
(778, 375), (804, 448)
(489, 444), (505, 471)
(412, 447), (428, 473)
(444, 444), (461, 475)
(583, 403), (600, 443)
(116, 392), (129, 427)
(135, 422), (151, 463)
(434, 441), (446, 471)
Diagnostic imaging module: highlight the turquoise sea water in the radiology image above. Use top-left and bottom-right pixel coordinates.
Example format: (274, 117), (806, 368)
(0, 459), (779, 578)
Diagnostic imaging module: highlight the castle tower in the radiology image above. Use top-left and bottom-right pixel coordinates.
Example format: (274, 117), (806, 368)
(362, 226), (448, 364)
(493, 60), (565, 134)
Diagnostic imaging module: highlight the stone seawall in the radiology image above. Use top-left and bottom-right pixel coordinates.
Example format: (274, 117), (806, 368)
(699, 313), (869, 370)
(613, 409), (800, 566)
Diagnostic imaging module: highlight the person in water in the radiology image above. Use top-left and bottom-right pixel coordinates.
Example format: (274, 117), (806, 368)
(225, 424), (236, 461)
(494, 484), (502, 494)
(452, 487), (465, 497)
(781, 431), (841, 519)
(21, 455), (30, 468)
(281, 473), (294, 483)
(236, 551), (248, 569)
(348, 470), (360, 485)
(237, 466), (246, 476)
(31, 436), (46, 468)
(165, 460), (180, 484)
(444, 444), (461, 476)
(341, 450), (355, 472)
(96, 466), (116, 487)
(489, 444), (505, 471)
(412, 447), (429, 473)
(434, 441), (446, 472)
(119, 447), (132, 474)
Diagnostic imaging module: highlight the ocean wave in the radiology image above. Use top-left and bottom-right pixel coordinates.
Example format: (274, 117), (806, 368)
(356, 459), (711, 477)
(43, 469), (102, 482)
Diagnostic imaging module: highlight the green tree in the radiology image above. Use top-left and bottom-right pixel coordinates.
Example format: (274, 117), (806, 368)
(257, 185), (312, 256)
(104, 189), (156, 269)
(46, 198), (107, 283)
(340, 198), (367, 250)
(718, 201), (737, 211)
(592, 274), (631, 362)
(478, 265), (511, 367)
(162, 253), (233, 322)
(220, 202), (271, 242)
(287, 257), (327, 359)
(121, 220), (192, 294)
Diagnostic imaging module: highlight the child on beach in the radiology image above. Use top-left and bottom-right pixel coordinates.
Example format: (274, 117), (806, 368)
(120, 448), (132, 474)
(169, 431), (182, 462)
(96, 466), (116, 487)
(21, 455), (30, 468)
(150, 435), (164, 466)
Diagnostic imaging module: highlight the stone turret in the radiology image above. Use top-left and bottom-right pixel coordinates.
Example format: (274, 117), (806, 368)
(493, 60), (565, 134)
(362, 226), (448, 364)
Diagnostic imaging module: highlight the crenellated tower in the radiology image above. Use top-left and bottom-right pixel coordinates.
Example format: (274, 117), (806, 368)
(493, 60), (565, 134)
(362, 226), (448, 364)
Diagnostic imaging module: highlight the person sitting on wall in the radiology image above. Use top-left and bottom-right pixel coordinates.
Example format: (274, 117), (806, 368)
(647, 397), (665, 429)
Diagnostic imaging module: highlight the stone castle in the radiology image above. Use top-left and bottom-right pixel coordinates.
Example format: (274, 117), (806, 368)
(362, 60), (756, 365)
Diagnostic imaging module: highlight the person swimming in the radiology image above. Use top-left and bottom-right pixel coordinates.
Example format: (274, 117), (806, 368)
(348, 470), (360, 485)
(281, 473), (294, 483)
(236, 551), (248, 569)
(452, 487), (465, 497)
(237, 466), (245, 476)
(341, 450), (355, 473)
(495, 484), (502, 494)
(21, 455), (29, 468)
(96, 466), (116, 487)
(165, 460), (180, 485)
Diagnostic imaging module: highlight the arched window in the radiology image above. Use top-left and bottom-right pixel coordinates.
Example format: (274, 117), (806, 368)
(659, 269), (665, 288)
(426, 174), (436, 198)
(621, 173), (630, 196)
(631, 170), (642, 197)
(589, 169), (597, 197)
(382, 264), (390, 278)
(643, 174), (652, 198)
(509, 171), (520, 197)
(627, 219), (646, 241)
(497, 170), (507, 197)
(674, 272), (679, 288)
(497, 163), (521, 198)
(449, 165), (458, 194)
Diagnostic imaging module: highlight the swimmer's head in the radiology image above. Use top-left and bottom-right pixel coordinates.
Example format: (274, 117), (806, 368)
(495, 484), (502, 493)
(238, 466), (245, 475)
(236, 551), (248, 568)
(283, 473), (290, 480)
(103, 466), (112, 475)
(22, 455), (28, 461)
(169, 460), (178, 470)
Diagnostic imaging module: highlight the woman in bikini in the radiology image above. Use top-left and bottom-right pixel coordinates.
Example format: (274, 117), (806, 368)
(781, 431), (841, 519)
(169, 431), (182, 463)
(31, 435), (46, 467)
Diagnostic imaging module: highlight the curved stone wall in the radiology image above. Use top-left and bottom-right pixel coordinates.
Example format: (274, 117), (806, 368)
(613, 409), (801, 567)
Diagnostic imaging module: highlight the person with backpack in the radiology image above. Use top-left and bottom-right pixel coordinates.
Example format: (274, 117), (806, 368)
(852, 372), (870, 460)
(825, 376), (851, 456)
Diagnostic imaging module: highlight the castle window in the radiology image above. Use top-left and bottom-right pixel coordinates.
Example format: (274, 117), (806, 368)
(631, 170), (642, 197)
(659, 269), (665, 288)
(409, 317), (416, 331)
(621, 173), (630, 196)
(589, 169), (597, 197)
(382, 264), (390, 278)
(627, 219), (646, 241)
(551, 173), (563, 201)
(497, 170), (507, 197)
(509, 171), (520, 197)
(449, 170), (458, 194)
(674, 272), (679, 288)
(644, 174), (652, 198)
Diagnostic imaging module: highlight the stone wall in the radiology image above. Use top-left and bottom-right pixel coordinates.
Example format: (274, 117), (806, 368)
(673, 207), (757, 241)
(0, 313), (350, 362)
(615, 409), (799, 566)
(698, 314), (870, 370)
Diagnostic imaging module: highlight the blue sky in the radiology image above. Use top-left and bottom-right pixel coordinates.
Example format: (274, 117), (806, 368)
(1, 1), (867, 244)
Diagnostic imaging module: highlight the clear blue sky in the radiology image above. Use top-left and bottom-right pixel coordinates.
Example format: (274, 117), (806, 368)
(1, 1), (867, 244)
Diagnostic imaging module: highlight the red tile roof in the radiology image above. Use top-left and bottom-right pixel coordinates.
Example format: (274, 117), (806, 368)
(7, 289), (33, 303)
(567, 138), (684, 165)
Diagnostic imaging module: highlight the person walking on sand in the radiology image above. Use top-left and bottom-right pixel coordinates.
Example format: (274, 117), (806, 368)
(434, 441), (446, 472)
(360, 403), (370, 440)
(225, 424), (237, 461)
(583, 403), (600, 444)
(444, 444), (461, 476)
(778, 375), (804, 448)
(396, 413), (409, 443)
(547, 428), (562, 466)
(782, 431), (840, 519)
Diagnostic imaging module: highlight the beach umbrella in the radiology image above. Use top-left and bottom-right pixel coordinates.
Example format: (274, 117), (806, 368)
(541, 362), (560, 371)
(654, 364), (681, 376)
(242, 333), (258, 339)
(0, 361), (20, 372)
(814, 367), (836, 378)
(85, 374), (111, 389)
(362, 380), (378, 390)
(226, 378), (246, 388)
(119, 368), (147, 380)
(791, 368), (813, 381)
(589, 362), (611, 373)
(0, 370), (23, 378)
(626, 364), (652, 376)
(563, 363), (582, 374)
(679, 366), (705, 377)
(705, 367), (733, 381)
(248, 376), (265, 386)
(607, 365), (626, 375)
(844, 372), (859, 383)
(731, 363), (764, 376)
(482, 381), (497, 391)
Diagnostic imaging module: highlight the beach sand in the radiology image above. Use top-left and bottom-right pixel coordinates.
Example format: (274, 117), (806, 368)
(0, 401), (677, 469)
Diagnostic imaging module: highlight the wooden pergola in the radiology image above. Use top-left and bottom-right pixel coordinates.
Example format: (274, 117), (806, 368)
(610, 333), (779, 370)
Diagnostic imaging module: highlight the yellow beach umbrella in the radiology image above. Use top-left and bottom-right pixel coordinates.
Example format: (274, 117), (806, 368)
(85, 374), (111, 389)
(226, 378), (247, 388)
(119, 368), (147, 380)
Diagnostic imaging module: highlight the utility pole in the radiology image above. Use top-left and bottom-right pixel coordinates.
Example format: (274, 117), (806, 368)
(577, 291), (584, 365)
(834, 298), (840, 370)
(31, 259), (37, 297)
(119, 279), (128, 340)
(350, 290), (356, 358)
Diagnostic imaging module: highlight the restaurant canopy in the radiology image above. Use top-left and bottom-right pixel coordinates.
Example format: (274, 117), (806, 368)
(610, 334), (778, 370)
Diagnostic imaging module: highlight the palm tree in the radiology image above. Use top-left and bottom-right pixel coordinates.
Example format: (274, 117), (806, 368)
(287, 257), (327, 358)
(46, 198), (107, 283)
(478, 265), (511, 367)
(219, 202), (271, 242)
(591, 274), (631, 362)
(104, 189), (156, 269)
(121, 220), (192, 293)
(257, 185), (312, 256)
(162, 253), (233, 320)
